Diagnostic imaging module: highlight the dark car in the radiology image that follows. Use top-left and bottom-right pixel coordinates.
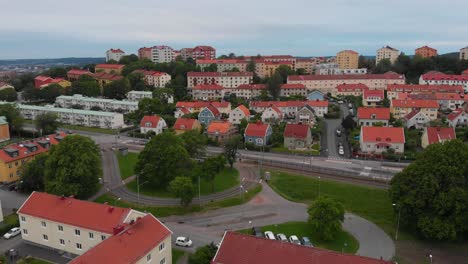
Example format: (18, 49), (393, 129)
(252, 227), (263, 237)
(301, 236), (313, 247)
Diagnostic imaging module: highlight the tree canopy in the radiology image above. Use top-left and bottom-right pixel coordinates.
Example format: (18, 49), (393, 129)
(0, 88), (17, 102)
(267, 72), (283, 100)
(180, 129), (207, 159)
(103, 78), (131, 100)
(19, 154), (48, 193)
(0, 104), (24, 134)
(224, 135), (242, 168)
(308, 196), (345, 241)
(35, 113), (59, 135)
(71, 75), (101, 97)
(169, 176), (195, 207)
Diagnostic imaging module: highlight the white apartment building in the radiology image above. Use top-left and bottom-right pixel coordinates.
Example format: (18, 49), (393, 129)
(419, 72), (468, 93)
(127, 90), (153, 102)
(106, 49), (125, 62)
(152, 46), (175, 63)
(226, 84), (266, 99)
(55, 94), (138, 114)
(18, 192), (172, 264)
(249, 101), (329, 118)
(280, 84), (308, 97)
(460, 46), (468, 61)
(314, 63), (368, 75)
(191, 84), (225, 101)
(376, 46), (400, 65)
(0, 103), (124, 129)
(187, 72), (253, 88)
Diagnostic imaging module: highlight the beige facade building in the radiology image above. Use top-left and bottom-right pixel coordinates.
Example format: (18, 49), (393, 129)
(336, 50), (359, 69)
(187, 72), (253, 88)
(295, 59), (314, 74)
(390, 99), (439, 121)
(196, 59), (248, 72)
(460, 46), (468, 60)
(376, 46), (400, 65)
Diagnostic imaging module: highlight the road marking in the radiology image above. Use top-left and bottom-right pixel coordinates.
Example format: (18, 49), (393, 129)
(325, 159), (353, 165)
(364, 167), (372, 170)
(360, 172), (370, 176)
(381, 166), (403, 172)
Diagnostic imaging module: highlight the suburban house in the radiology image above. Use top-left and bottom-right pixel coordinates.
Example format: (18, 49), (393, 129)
(360, 126), (405, 154)
(140, 115), (167, 135)
(94, 64), (125, 75)
(244, 122), (272, 147)
(295, 105), (317, 126)
(390, 99), (439, 121)
(447, 109), (468, 127)
(306, 90), (325, 101)
(333, 83), (369, 97)
(0, 81), (15, 90)
(174, 107), (191, 118)
(173, 118), (201, 135)
(403, 109), (430, 129)
(0, 132), (66, 183)
(362, 89), (384, 107)
(212, 232), (393, 264)
(206, 121), (236, 144)
(261, 105), (283, 123)
(283, 124), (312, 150)
(198, 105), (221, 126)
(357, 107), (390, 127)
(228, 105), (250, 125)
(421, 127), (456, 149)
(34, 76), (71, 89)
(18, 192), (172, 264)
(0, 116), (10, 142)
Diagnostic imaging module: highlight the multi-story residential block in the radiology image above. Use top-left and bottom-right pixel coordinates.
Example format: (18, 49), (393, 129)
(362, 89), (384, 107)
(34, 76), (71, 89)
(173, 118), (202, 135)
(198, 105), (221, 126)
(244, 122), (272, 146)
(138, 47), (152, 60)
(95, 64), (125, 75)
(192, 46), (216, 60)
(56, 94), (138, 113)
(280, 84), (308, 97)
(151, 45), (175, 63)
(333, 83), (369, 97)
(287, 72), (405, 94)
(459, 46), (468, 60)
(360, 126), (405, 154)
(187, 72), (253, 88)
(175, 101), (231, 115)
(206, 121), (236, 144)
(376, 46), (400, 65)
(226, 84), (266, 99)
(133, 70), (171, 88)
(295, 58), (314, 74)
(421, 127), (456, 148)
(390, 99), (439, 121)
(180, 48), (194, 60)
(196, 59), (248, 72)
(0, 116), (9, 142)
(283, 124), (312, 150)
(106, 49), (125, 62)
(92, 72), (123, 89)
(0, 82), (14, 90)
(401, 92), (465, 110)
(415, 46), (437, 58)
(67, 69), (92, 81)
(228, 105), (250, 125)
(447, 109), (467, 127)
(357, 107), (390, 126)
(0, 133), (65, 183)
(249, 100), (329, 118)
(19, 192), (172, 263)
(419, 71), (468, 92)
(336, 50), (359, 69)
(313, 63), (367, 75)
(387, 84), (464, 100)
(255, 60), (294, 78)
(127, 91), (153, 102)
(191, 84), (224, 101)
(140, 115), (167, 135)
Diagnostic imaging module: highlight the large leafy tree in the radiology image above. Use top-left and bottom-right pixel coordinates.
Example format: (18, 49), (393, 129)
(135, 132), (192, 189)
(188, 243), (218, 264)
(169, 176), (195, 207)
(103, 78), (131, 100)
(200, 155), (226, 192)
(0, 88), (17, 102)
(180, 129), (207, 159)
(39, 84), (64, 103)
(19, 154), (48, 193)
(224, 135), (242, 168)
(390, 140), (468, 240)
(275, 65), (294, 83)
(308, 196), (345, 241)
(44, 135), (101, 199)
(35, 113), (59, 135)
(71, 75), (100, 97)
(0, 104), (24, 134)
(267, 72), (283, 100)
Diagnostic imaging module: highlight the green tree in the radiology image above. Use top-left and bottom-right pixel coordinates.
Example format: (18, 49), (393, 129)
(19, 154), (48, 193)
(238, 118), (249, 138)
(267, 72), (282, 100)
(22, 85), (41, 101)
(188, 243), (218, 264)
(135, 132), (192, 189)
(103, 78), (131, 100)
(201, 155), (226, 192)
(271, 122), (286, 146)
(35, 113), (59, 135)
(275, 65), (294, 83)
(246, 60), (256, 72)
(341, 115), (356, 130)
(119, 54), (139, 65)
(45, 135), (101, 199)
(39, 84), (64, 103)
(0, 104), (24, 134)
(374, 59), (392, 74)
(205, 64), (218, 72)
(308, 196), (345, 241)
(169, 176), (195, 207)
(389, 140), (468, 240)
(44, 67), (67, 78)
(71, 75), (100, 97)
(224, 135), (241, 168)
(127, 72), (146, 90)
(0, 88), (17, 102)
(180, 129), (207, 159)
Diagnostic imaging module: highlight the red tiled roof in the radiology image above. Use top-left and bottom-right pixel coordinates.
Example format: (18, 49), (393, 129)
(336, 83), (369, 92)
(245, 122), (270, 137)
(174, 118), (197, 130)
(196, 59), (246, 64)
(391, 99), (439, 108)
(425, 127), (456, 145)
(363, 89), (384, 99)
(250, 100), (328, 108)
(176, 101), (230, 109)
(140, 115), (161, 128)
(387, 84), (464, 93)
(0, 81), (12, 88)
(236, 105), (250, 116)
(193, 45), (215, 51)
(403, 109), (422, 121)
(205, 105), (220, 116)
(92, 72), (123, 81)
(435, 93), (464, 100)
(213, 232), (392, 264)
(421, 72), (468, 81)
(70, 214), (171, 264)
(133, 70), (168, 77)
(207, 121), (233, 134)
(193, 84), (224, 90)
(34, 75), (52, 82)
(357, 107), (390, 120)
(18, 192), (130, 234)
(67, 69), (91, 75)
(236, 84), (267, 90)
(288, 72), (404, 81)
(109, 48), (124, 53)
(187, 72), (253, 77)
(281, 84), (306, 89)
(447, 109), (464, 121)
(361, 127), (405, 143)
(0, 132), (66, 163)
(95, 64), (125, 70)
(264, 61), (293, 65)
(284, 124), (310, 139)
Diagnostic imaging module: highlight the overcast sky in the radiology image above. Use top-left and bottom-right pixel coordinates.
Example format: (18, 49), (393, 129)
(1, 0), (468, 59)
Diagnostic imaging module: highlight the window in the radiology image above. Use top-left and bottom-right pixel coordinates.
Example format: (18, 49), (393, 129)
(41, 221), (47, 228)
(147, 254), (152, 262)
(76, 243), (82, 250)
(58, 225), (63, 232)
(159, 242), (165, 252)
(59, 239), (65, 245)
(75, 229), (81, 236)
(43, 234), (48, 241)
(160, 258), (166, 264)
(23, 229), (28, 235)
(89, 232), (94, 239)
(101, 235), (106, 240)
(21, 216), (26, 222)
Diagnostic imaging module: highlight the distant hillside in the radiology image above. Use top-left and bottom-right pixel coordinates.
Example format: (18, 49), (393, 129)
(438, 52), (459, 59)
(0, 57), (105, 66)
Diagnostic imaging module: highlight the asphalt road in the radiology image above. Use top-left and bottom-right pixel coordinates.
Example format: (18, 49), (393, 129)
(323, 103), (350, 158)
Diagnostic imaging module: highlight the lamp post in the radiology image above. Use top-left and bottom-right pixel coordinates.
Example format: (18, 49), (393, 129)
(392, 203), (401, 241)
(429, 254), (433, 264)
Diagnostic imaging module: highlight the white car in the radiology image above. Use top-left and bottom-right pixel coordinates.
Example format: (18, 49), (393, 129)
(338, 146), (344, 156)
(264, 231), (275, 240)
(289, 235), (301, 245)
(3, 227), (20, 239)
(175, 236), (193, 247)
(276, 233), (287, 241)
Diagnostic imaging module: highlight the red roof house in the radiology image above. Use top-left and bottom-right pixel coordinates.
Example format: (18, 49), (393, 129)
(283, 123), (312, 149)
(34, 75), (54, 88)
(140, 115), (167, 135)
(244, 122), (272, 146)
(360, 126), (405, 154)
(421, 127), (456, 148)
(173, 118), (201, 134)
(357, 107), (390, 126)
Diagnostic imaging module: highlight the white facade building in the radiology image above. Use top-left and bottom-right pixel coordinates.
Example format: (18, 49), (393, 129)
(187, 72), (253, 88)
(127, 91), (153, 102)
(55, 94), (138, 114)
(460, 47), (468, 61)
(314, 63), (367, 75)
(140, 115), (167, 135)
(376, 46), (400, 65)
(151, 46), (175, 63)
(106, 49), (125, 62)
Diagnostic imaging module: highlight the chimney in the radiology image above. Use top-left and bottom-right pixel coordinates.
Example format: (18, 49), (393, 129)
(108, 207), (115, 213)
(113, 225), (124, 235)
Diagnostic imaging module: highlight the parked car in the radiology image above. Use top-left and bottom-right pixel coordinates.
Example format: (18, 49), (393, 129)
(338, 100), (344, 104)
(3, 228), (20, 239)
(336, 129), (341, 137)
(288, 235), (301, 245)
(252, 227), (263, 237)
(175, 236), (193, 247)
(276, 233), (287, 241)
(264, 231), (275, 240)
(348, 103), (353, 109)
(301, 237), (314, 247)
(338, 146), (345, 156)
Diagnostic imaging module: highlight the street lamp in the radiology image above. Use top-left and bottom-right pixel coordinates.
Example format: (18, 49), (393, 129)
(392, 203), (401, 241)
(342, 242), (347, 253)
(429, 254), (433, 264)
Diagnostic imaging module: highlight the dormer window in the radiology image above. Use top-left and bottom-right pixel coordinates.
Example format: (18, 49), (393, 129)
(145, 122), (152, 127)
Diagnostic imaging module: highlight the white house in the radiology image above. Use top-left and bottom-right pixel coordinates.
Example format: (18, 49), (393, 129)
(228, 105), (250, 125)
(403, 110), (430, 129)
(447, 109), (468, 127)
(261, 106), (283, 123)
(140, 115), (167, 135)
(360, 126), (405, 154)
(357, 107), (390, 127)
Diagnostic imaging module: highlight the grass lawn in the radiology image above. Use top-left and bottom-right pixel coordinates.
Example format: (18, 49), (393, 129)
(240, 222), (358, 253)
(125, 167), (240, 198)
(172, 249), (186, 263)
(116, 152), (139, 179)
(94, 184), (262, 218)
(60, 124), (116, 135)
(271, 146), (320, 156)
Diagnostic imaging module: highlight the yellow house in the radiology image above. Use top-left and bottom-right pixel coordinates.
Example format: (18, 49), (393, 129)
(0, 132), (66, 183)
(390, 99), (439, 121)
(173, 118), (202, 135)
